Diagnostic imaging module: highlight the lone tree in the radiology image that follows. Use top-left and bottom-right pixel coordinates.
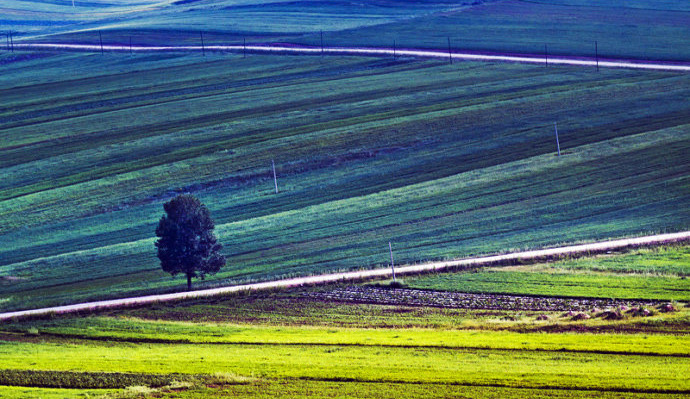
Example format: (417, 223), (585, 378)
(155, 194), (226, 290)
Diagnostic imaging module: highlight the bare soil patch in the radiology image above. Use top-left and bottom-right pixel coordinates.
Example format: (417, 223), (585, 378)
(304, 286), (662, 312)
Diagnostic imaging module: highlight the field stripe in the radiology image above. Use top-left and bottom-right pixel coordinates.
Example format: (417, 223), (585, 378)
(15, 332), (689, 358)
(13, 43), (690, 72)
(0, 231), (688, 321)
(291, 376), (690, 395)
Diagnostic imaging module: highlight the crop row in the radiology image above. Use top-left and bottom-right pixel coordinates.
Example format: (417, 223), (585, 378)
(1, 337), (688, 393)
(1, 50), (688, 311)
(405, 268), (690, 301)
(0, 369), (183, 389)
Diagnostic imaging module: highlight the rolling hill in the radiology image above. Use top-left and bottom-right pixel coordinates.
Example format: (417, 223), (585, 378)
(0, 0), (688, 311)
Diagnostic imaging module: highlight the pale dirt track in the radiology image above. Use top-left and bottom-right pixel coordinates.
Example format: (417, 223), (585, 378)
(12, 42), (690, 72)
(1, 231), (688, 321)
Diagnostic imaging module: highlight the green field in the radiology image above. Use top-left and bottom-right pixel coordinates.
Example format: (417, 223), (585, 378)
(322, 0), (690, 61)
(2, 247), (690, 398)
(1, 49), (689, 311)
(11, 1), (690, 61)
(1, 337), (688, 390)
(1, 297), (689, 398)
(1, 0), (689, 312)
(1, 1), (689, 398)
(404, 245), (690, 300)
(405, 271), (690, 300)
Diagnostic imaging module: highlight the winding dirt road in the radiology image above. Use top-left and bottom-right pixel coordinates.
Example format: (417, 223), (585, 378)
(1, 231), (688, 321)
(12, 42), (690, 72)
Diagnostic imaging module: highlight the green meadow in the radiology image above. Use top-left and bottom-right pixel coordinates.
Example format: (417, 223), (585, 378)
(1, 1), (690, 396)
(1, 339), (687, 390)
(1, 0), (689, 311)
(405, 245), (690, 301)
(1, 246), (689, 398)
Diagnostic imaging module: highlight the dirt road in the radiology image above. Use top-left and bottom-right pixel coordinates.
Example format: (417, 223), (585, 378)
(1, 231), (687, 321)
(13, 42), (690, 72)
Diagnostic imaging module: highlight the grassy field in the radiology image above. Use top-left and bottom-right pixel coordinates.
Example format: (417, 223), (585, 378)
(3, 0), (454, 39)
(1, 48), (689, 311)
(404, 271), (690, 300)
(0, 310), (689, 397)
(11, 1), (690, 61)
(1, 248), (689, 398)
(0, 337), (688, 389)
(405, 245), (690, 300)
(1, 1), (689, 398)
(323, 0), (690, 61)
(1, 0), (688, 312)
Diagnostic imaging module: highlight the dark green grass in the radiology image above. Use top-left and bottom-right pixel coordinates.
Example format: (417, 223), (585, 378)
(552, 246), (690, 276)
(0, 369), (185, 389)
(406, 271), (690, 301)
(0, 50), (688, 311)
(405, 246), (690, 301)
(131, 379), (690, 399)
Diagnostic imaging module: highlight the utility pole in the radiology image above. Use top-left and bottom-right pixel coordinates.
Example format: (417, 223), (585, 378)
(393, 40), (396, 60)
(99, 30), (103, 55)
(200, 31), (205, 56)
(447, 37), (452, 65)
(389, 241), (396, 282)
(544, 44), (548, 67)
(6, 32), (9, 52)
(129, 36), (132, 55)
(243, 37), (246, 58)
(9, 30), (14, 52)
(554, 122), (561, 156)
(320, 30), (324, 56)
(595, 40), (599, 72)
(272, 159), (279, 194)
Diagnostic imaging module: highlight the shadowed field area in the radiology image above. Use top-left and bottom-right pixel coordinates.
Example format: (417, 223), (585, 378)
(1, 49), (689, 311)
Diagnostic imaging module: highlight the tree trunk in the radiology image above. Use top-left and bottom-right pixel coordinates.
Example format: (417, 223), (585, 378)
(187, 274), (192, 291)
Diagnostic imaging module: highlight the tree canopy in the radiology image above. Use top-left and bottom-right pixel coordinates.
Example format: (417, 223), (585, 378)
(155, 194), (225, 290)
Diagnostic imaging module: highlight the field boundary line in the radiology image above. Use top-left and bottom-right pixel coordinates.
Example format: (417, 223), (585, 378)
(17, 331), (690, 358)
(1, 231), (688, 321)
(12, 42), (690, 72)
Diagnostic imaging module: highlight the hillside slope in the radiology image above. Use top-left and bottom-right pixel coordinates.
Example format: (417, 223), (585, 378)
(1, 50), (688, 311)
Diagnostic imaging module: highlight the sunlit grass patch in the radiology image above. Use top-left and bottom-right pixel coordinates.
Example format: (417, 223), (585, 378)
(404, 245), (690, 301)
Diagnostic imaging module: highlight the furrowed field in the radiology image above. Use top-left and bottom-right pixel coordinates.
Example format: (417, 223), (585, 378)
(1, 0), (689, 312)
(1, 0), (689, 398)
(1, 247), (689, 398)
(1, 47), (689, 311)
